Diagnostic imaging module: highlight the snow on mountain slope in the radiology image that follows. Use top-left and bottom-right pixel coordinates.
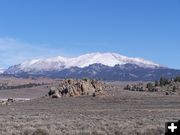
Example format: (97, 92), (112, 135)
(64, 53), (160, 68)
(0, 68), (5, 74)
(6, 52), (160, 73)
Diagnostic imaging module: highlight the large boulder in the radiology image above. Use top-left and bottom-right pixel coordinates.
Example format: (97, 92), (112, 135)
(48, 79), (106, 98)
(48, 87), (61, 98)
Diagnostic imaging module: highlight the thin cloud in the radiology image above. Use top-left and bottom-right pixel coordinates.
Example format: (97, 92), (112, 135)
(0, 38), (66, 68)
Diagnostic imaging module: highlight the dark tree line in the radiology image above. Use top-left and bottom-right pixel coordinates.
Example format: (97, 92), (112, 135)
(0, 83), (46, 90)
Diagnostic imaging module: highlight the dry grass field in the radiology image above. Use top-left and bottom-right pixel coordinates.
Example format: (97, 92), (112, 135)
(0, 78), (180, 135)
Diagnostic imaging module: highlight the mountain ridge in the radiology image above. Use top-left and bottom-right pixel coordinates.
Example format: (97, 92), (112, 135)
(4, 63), (180, 81)
(4, 52), (180, 81)
(5, 52), (161, 74)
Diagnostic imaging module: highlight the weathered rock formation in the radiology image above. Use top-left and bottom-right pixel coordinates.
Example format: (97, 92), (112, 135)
(48, 79), (106, 98)
(124, 77), (180, 95)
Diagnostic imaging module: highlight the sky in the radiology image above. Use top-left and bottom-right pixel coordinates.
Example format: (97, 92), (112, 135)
(0, 0), (180, 69)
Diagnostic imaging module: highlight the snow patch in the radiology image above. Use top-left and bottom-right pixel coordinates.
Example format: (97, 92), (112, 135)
(6, 52), (161, 73)
(0, 68), (5, 74)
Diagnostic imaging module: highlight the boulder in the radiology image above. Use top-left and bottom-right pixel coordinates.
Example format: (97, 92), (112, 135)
(48, 79), (106, 98)
(7, 98), (15, 102)
(0, 98), (15, 106)
(0, 101), (7, 106)
(51, 90), (61, 98)
(49, 87), (61, 98)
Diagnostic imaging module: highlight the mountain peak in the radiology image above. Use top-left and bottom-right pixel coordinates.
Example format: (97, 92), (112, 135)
(66, 52), (160, 68)
(5, 52), (160, 74)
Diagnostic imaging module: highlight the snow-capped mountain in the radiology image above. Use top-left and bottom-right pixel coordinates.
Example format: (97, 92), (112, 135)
(5, 52), (180, 81)
(5, 52), (160, 74)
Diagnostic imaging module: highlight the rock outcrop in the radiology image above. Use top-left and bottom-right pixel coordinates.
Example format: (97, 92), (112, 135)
(0, 98), (15, 106)
(48, 79), (106, 98)
(124, 83), (145, 92)
(124, 77), (180, 95)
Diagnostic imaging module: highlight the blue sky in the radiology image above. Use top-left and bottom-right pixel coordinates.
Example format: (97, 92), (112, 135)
(0, 0), (180, 69)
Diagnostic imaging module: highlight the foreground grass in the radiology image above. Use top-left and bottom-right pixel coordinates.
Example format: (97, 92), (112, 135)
(1, 89), (180, 135)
